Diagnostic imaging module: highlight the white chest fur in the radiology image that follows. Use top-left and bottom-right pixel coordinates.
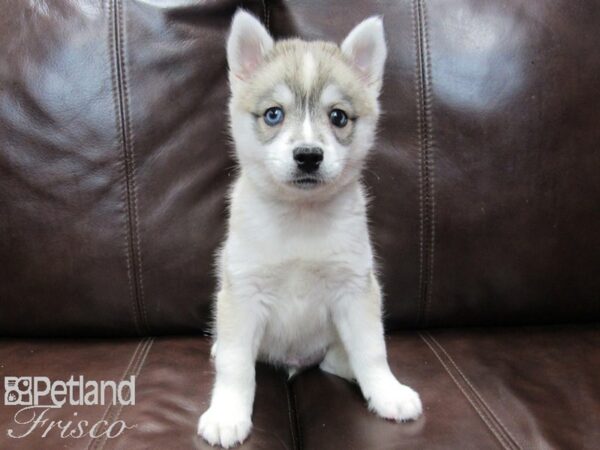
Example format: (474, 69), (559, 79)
(254, 260), (337, 367)
(219, 175), (374, 368)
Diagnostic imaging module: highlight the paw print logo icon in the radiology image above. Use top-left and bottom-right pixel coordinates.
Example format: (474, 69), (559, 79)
(4, 377), (33, 406)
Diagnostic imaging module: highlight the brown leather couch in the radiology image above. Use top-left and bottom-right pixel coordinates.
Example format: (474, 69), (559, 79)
(1, 1), (598, 449)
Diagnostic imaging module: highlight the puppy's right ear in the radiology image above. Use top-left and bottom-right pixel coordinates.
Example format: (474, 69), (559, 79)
(227, 10), (273, 80)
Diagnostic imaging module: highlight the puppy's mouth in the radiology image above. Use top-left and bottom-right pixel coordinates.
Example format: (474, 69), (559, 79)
(290, 176), (324, 189)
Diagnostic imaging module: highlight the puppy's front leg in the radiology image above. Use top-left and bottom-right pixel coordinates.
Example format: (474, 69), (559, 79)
(198, 288), (265, 448)
(332, 273), (423, 422)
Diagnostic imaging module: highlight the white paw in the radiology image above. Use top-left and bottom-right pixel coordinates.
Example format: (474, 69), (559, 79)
(367, 379), (422, 422)
(198, 406), (252, 448)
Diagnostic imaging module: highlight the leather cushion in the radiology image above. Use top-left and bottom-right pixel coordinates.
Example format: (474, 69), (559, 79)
(2, 1), (599, 336)
(0, 337), (294, 450)
(291, 326), (600, 449)
(1, 326), (597, 449)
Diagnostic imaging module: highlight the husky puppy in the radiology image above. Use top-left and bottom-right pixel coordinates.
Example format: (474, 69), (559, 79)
(198, 10), (422, 448)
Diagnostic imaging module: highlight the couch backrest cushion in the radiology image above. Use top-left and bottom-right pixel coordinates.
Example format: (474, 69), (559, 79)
(1, 0), (598, 336)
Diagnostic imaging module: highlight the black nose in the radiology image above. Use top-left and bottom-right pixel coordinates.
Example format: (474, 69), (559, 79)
(293, 147), (323, 173)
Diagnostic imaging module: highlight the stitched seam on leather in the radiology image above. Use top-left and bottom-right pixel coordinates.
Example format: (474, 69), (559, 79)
(261, 0), (270, 31)
(112, 0), (149, 334)
(92, 337), (154, 450)
(285, 380), (302, 450)
(85, 339), (141, 450)
(118, 0), (149, 332)
(420, 0), (436, 324)
(419, 333), (511, 450)
(86, 337), (149, 450)
(411, 0), (425, 328)
(428, 334), (523, 450)
(413, 0), (435, 327)
(107, 0), (139, 334)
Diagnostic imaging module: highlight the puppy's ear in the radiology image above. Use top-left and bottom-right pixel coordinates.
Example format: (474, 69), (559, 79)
(341, 16), (387, 90)
(227, 10), (273, 80)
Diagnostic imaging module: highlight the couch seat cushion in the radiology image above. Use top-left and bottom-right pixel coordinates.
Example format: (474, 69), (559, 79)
(0, 337), (293, 450)
(1, 326), (598, 449)
(291, 326), (599, 449)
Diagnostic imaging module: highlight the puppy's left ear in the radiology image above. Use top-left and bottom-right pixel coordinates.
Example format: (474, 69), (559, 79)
(227, 10), (273, 81)
(341, 16), (387, 90)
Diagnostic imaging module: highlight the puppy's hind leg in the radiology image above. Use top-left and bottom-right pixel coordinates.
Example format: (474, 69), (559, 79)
(320, 341), (355, 381)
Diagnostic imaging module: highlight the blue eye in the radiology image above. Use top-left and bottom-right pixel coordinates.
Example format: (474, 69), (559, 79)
(264, 107), (284, 126)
